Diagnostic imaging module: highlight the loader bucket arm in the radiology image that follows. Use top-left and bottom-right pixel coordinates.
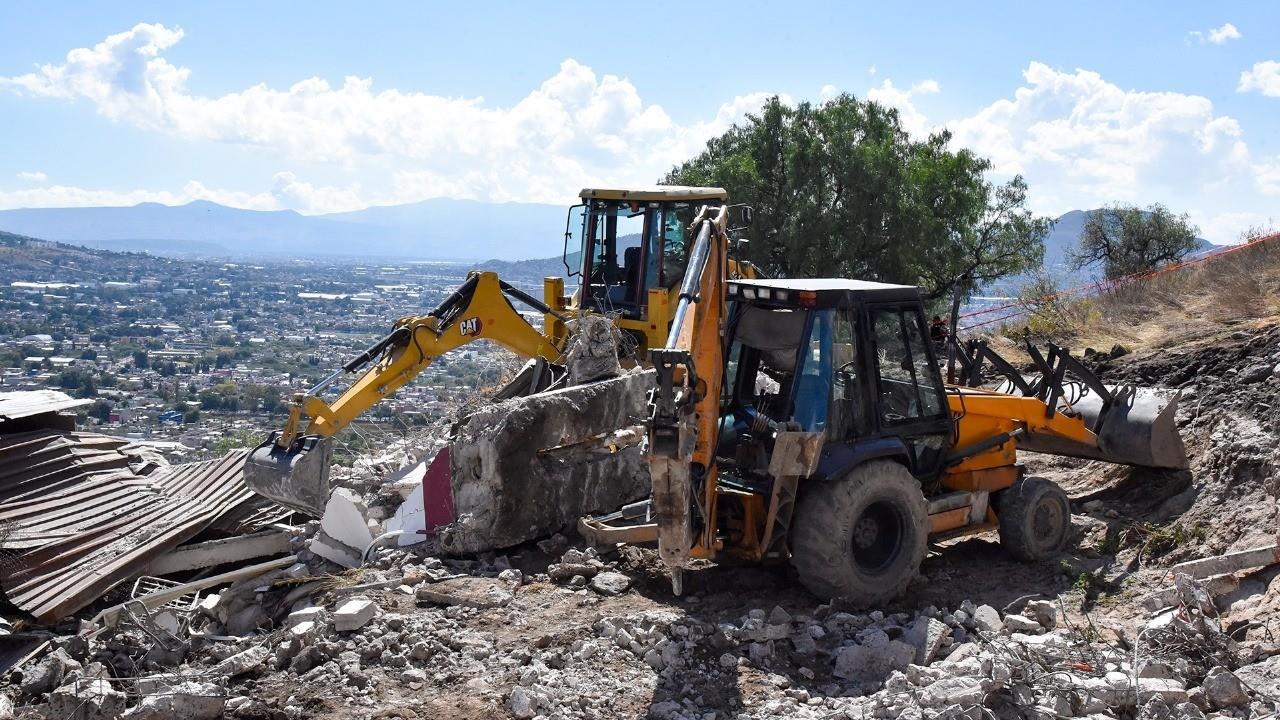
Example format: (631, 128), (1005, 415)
(949, 342), (1187, 471)
(244, 271), (568, 516)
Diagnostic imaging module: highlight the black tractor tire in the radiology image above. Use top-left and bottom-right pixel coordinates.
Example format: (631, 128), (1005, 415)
(996, 476), (1071, 561)
(790, 460), (929, 604)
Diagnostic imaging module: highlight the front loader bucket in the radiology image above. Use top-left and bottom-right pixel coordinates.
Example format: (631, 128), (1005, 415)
(1010, 381), (1189, 470)
(243, 432), (333, 517)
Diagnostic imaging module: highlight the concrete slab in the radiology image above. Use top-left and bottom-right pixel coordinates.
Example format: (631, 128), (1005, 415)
(441, 369), (655, 554)
(319, 488), (375, 553)
(145, 531), (293, 576)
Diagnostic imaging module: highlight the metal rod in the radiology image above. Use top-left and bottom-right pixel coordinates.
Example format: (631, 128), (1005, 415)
(306, 366), (347, 395)
(499, 280), (570, 323)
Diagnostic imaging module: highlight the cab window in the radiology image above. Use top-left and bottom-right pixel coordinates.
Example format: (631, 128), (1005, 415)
(871, 307), (945, 425)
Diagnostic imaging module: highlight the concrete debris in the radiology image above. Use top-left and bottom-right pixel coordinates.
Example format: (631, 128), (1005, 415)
(334, 598), (378, 632)
(972, 604), (1002, 633)
(442, 369), (655, 554)
(588, 571), (632, 596)
(46, 677), (126, 720)
(144, 530), (295, 576)
(212, 644), (268, 677)
(310, 488), (376, 568)
(563, 314), (623, 385)
(124, 681), (225, 720)
(1003, 613), (1042, 633)
(414, 576), (513, 609)
(1201, 665), (1250, 708)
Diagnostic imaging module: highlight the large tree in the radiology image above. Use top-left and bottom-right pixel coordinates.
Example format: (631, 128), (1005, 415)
(1070, 204), (1199, 279)
(662, 95), (1050, 303)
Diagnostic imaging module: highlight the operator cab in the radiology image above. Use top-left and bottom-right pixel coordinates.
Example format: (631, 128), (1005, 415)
(717, 278), (953, 491)
(564, 186), (728, 320)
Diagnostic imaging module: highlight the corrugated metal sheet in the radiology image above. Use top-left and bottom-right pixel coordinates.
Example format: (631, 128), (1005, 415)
(0, 431), (288, 623)
(0, 390), (92, 423)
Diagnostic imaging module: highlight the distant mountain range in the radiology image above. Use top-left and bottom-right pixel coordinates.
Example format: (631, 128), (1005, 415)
(0, 198), (568, 261)
(0, 201), (1215, 270)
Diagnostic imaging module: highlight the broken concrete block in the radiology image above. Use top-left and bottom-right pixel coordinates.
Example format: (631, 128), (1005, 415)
(509, 686), (538, 719)
(904, 616), (951, 665)
(1004, 614), (1041, 633)
(415, 577), (513, 609)
(213, 645), (268, 677)
(1202, 666), (1250, 708)
(442, 370), (655, 554)
(918, 676), (984, 707)
(310, 488), (375, 568)
(588, 572), (632, 596)
(47, 677), (126, 720)
(20, 648), (80, 695)
(1235, 653), (1280, 696)
(124, 681), (226, 720)
(290, 620), (317, 639)
(0, 695), (12, 720)
(972, 604), (1002, 633)
(1137, 677), (1188, 703)
(1024, 600), (1057, 629)
(384, 461), (430, 547)
(309, 529), (365, 568)
(287, 606), (326, 627)
(334, 598), (378, 632)
(832, 638), (916, 682)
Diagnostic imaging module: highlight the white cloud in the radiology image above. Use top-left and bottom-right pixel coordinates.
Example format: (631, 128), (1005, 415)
(0, 174), (370, 215)
(0, 23), (772, 205)
(868, 65), (877, 76)
(1187, 23), (1242, 45)
(1256, 156), (1280, 196)
(1239, 61), (1280, 97)
(16, 171), (48, 182)
(911, 80), (940, 95)
(947, 62), (1249, 212)
(819, 84), (839, 102)
(866, 79), (935, 136)
(1208, 22), (1242, 44)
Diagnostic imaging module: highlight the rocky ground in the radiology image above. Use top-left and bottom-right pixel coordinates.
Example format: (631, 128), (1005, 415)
(3, 321), (1280, 719)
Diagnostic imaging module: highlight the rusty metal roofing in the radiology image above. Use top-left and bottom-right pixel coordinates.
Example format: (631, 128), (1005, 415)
(0, 431), (288, 623)
(0, 390), (92, 423)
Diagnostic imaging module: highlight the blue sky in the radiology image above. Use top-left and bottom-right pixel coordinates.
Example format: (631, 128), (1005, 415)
(1, 1), (1277, 242)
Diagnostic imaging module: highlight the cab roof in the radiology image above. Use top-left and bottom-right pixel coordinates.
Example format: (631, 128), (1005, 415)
(578, 186), (728, 202)
(729, 278), (922, 308)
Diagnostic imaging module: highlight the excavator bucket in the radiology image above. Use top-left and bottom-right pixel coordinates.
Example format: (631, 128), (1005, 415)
(958, 339), (1188, 471)
(1009, 381), (1188, 470)
(243, 432), (333, 517)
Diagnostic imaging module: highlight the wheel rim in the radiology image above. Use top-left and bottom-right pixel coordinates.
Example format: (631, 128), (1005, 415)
(850, 500), (907, 574)
(1031, 496), (1066, 549)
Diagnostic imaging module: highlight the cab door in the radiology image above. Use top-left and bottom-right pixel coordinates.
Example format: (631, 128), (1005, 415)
(866, 303), (951, 479)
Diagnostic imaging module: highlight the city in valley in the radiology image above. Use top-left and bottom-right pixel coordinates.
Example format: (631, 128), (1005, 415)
(0, 233), (545, 458)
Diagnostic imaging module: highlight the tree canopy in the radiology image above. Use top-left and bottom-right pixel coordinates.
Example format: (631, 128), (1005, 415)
(1070, 204), (1200, 280)
(662, 95), (1051, 303)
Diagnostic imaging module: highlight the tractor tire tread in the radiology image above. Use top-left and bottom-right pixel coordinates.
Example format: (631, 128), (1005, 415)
(790, 460), (928, 605)
(997, 476), (1070, 562)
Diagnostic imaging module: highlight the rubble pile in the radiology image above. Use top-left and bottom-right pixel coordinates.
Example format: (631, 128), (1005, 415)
(8, 533), (1280, 720)
(1075, 324), (1280, 558)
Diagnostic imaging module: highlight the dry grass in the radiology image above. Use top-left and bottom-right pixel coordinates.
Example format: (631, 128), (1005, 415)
(1000, 235), (1280, 354)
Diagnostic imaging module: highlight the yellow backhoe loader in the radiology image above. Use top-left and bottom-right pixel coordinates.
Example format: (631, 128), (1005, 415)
(245, 186), (757, 516)
(581, 203), (1188, 603)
